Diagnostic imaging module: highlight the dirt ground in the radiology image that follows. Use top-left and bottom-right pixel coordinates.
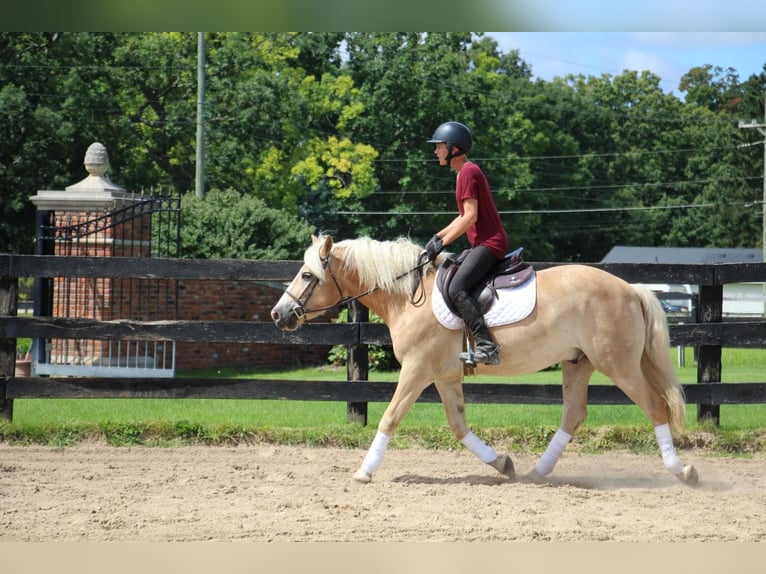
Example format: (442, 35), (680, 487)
(0, 443), (764, 542)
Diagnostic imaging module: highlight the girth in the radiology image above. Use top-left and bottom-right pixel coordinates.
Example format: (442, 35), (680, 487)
(436, 247), (535, 315)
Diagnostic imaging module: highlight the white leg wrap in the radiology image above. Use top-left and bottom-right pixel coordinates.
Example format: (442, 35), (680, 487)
(534, 428), (572, 476)
(654, 423), (684, 475)
(461, 431), (498, 464)
(360, 431), (391, 475)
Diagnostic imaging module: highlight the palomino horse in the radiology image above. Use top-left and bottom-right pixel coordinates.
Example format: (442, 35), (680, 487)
(270, 235), (699, 486)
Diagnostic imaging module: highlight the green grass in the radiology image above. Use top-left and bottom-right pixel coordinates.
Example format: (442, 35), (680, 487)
(2, 347), (765, 452)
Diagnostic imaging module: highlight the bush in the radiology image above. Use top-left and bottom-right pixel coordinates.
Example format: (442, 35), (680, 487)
(328, 308), (399, 371)
(16, 337), (32, 359)
(179, 188), (315, 260)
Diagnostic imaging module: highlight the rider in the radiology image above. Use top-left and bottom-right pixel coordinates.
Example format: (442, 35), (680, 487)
(424, 121), (508, 365)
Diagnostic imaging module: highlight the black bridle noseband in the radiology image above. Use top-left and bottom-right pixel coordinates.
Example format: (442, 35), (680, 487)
(283, 250), (432, 322)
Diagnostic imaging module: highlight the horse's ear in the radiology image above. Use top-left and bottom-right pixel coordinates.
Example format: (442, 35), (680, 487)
(319, 235), (333, 258)
(311, 234), (318, 244)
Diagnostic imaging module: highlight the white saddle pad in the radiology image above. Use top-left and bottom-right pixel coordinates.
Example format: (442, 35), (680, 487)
(432, 272), (537, 330)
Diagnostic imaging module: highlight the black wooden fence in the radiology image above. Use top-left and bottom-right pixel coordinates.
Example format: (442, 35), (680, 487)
(2, 254), (766, 425)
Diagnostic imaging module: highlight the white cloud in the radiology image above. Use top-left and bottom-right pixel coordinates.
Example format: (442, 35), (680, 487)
(489, 31), (764, 92)
(619, 49), (684, 90)
(621, 49), (676, 75)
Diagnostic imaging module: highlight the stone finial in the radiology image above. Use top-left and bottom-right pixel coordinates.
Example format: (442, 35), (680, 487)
(31, 142), (129, 211)
(83, 142), (110, 177)
(65, 142), (125, 193)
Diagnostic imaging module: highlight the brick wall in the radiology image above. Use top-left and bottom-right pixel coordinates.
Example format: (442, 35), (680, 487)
(174, 280), (336, 372)
(48, 209), (336, 372)
(50, 211), (131, 363)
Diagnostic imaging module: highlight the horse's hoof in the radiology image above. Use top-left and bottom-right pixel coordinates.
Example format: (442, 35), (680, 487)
(488, 454), (516, 481)
(352, 469), (372, 484)
(524, 469), (548, 484)
(676, 464), (699, 487)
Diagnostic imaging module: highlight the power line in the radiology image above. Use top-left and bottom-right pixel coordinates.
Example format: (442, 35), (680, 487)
(738, 90), (766, 265)
(367, 175), (763, 196)
(332, 199), (762, 216)
(0, 63), (195, 71)
(372, 144), (749, 164)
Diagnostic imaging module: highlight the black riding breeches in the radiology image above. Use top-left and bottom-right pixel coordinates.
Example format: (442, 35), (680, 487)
(447, 245), (500, 303)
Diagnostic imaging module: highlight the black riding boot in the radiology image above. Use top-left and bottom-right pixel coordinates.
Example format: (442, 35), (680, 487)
(452, 291), (500, 365)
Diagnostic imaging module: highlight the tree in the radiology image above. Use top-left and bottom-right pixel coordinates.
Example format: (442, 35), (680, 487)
(338, 32), (538, 251)
(666, 71), (763, 247)
(179, 189), (315, 260)
(0, 33), (94, 253)
(497, 75), (618, 261)
(104, 32), (198, 191)
(679, 65), (744, 112)
(2, 32), (762, 261)
(202, 33), (379, 228)
(559, 70), (722, 257)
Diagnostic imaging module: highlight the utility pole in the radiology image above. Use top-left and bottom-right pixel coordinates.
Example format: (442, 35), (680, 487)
(195, 32), (206, 198)
(738, 89), (766, 315)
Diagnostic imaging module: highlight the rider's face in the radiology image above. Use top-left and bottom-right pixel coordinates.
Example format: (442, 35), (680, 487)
(434, 142), (449, 165)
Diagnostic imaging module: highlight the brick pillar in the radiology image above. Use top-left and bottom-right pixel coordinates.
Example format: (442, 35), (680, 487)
(30, 142), (134, 368)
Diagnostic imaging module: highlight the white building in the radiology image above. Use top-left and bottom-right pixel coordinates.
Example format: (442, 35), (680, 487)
(602, 246), (765, 318)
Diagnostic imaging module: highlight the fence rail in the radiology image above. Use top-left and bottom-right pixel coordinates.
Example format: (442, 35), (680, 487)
(2, 254), (766, 424)
(3, 315), (766, 347)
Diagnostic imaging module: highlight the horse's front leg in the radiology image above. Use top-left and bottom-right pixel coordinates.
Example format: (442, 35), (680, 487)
(435, 378), (515, 481)
(352, 364), (431, 484)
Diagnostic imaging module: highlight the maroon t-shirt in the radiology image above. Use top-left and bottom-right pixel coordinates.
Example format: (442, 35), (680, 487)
(455, 162), (508, 259)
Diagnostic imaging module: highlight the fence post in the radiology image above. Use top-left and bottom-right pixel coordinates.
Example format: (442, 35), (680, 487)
(0, 275), (18, 420)
(346, 300), (369, 425)
(33, 208), (53, 368)
(696, 283), (722, 424)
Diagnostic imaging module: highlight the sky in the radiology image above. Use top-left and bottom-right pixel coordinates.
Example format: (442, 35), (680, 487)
(489, 32), (766, 95)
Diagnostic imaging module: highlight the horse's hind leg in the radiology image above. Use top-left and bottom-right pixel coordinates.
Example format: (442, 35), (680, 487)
(435, 378), (516, 481)
(528, 357), (593, 482)
(609, 372), (698, 486)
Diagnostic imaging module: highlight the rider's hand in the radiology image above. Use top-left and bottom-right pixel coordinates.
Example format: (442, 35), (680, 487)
(424, 235), (444, 261)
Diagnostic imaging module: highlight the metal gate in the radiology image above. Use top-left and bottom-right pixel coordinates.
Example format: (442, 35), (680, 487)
(34, 191), (181, 377)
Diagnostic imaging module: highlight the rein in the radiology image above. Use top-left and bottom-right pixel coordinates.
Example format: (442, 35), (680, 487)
(285, 250), (432, 320)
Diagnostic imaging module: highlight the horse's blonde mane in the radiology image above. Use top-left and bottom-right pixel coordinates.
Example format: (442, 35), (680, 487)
(305, 235), (440, 296)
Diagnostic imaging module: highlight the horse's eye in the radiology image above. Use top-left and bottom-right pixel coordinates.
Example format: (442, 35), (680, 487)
(301, 271), (314, 281)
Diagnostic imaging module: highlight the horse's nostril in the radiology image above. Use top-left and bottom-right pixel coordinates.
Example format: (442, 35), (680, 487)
(270, 309), (279, 321)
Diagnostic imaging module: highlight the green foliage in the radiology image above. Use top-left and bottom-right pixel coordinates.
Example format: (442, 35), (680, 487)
(4, 349), (766, 451)
(327, 308), (399, 371)
(15, 338), (32, 358)
(2, 416), (764, 454)
(5, 348), (766, 451)
(179, 189), (314, 259)
(1, 32), (763, 261)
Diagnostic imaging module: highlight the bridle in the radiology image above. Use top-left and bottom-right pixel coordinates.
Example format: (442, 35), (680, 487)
(282, 252), (345, 321)
(282, 250), (432, 322)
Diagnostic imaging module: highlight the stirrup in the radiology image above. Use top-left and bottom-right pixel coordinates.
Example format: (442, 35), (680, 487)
(461, 332), (477, 367)
(459, 346), (500, 365)
(460, 349), (476, 367)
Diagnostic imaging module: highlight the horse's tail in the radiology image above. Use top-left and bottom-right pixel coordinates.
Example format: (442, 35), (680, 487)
(632, 285), (687, 437)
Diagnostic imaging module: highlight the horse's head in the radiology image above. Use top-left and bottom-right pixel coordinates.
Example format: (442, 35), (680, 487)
(272, 233), (432, 331)
(271, 234), (343, 331)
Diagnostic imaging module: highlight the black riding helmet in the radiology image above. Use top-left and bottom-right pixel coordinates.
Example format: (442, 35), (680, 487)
(427, 121), (473, 163)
